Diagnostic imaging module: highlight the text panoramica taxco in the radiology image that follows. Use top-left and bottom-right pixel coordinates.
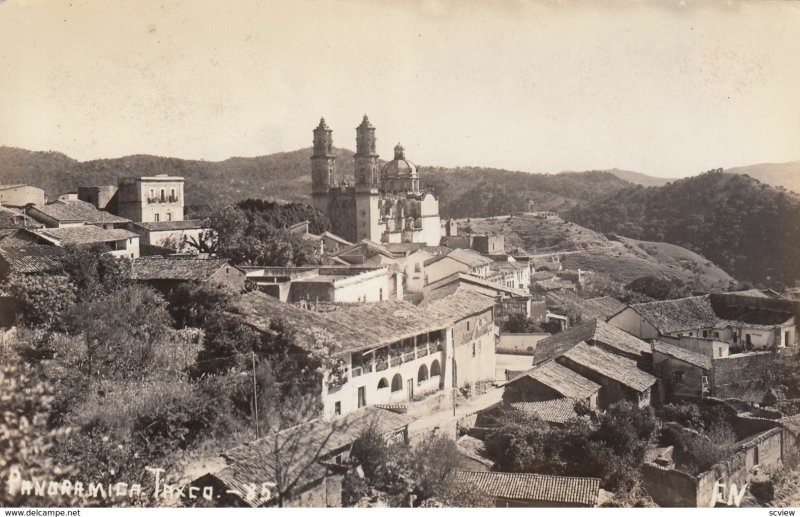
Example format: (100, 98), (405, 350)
(6, 466), (276, 504)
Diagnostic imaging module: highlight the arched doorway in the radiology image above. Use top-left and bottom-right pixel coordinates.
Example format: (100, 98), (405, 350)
(391, 373), (403, 392)
(418, 364), (429, 383)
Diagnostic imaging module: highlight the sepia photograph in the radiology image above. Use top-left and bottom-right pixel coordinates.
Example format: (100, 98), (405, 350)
(1, 0), (800, 512)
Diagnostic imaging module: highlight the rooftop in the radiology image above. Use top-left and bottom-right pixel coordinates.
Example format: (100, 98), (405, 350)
(545, 291), (626, 320)
(34, 225), (138, 246)
(131, 256), (237, 281)
(451, 470), (600, 506)
(212, 407), (416, 506)
(0, 206), (42, 230)
(512, 361), (601, 399)
(29, 200), (130, 225)
(511, 398), (583, 424)
(559, 342), (657, 392)
(0, 245), (66, 274)
(423, 272), (530, 301)
(625, 295), (724, 334)
(535, 318), (652, 365)
(653, 340), (712, 370)
(132, 220), (205, 232)
(443, 248), (495, 268)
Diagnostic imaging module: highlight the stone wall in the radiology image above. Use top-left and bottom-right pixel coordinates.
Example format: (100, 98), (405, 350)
(711, 351), (775, 400)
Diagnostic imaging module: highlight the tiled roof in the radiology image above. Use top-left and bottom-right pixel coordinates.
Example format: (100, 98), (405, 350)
(29, 200), (129, 224)
(546, 291), (626, 321)
(535, 318), (651, 364)
(447, 248), (495, 268)
(423, 272), (530, 300)
(0, 206), (42, 230)
(653, 340), (712, 369)
(451, 470), (600, 506)
(627, 295), (724, 334)
(236, 289), (494, 356)
(0, 229), (47, 246)
(131, 256), (235, 281)
(510, 398), (582, 424)
(490, 260), (526, 271)
(559, 342), (657, 392)
(0, 245), (66, 274)
(132, 220), (205, 231)
(511, 361), (600, 399)
(34, 225), (138, 245)
(214, 407), (416, 506)
(531, 271), (555, 281)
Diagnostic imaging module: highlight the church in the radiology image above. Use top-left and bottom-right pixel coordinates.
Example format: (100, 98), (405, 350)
(310, 115), (442, 246)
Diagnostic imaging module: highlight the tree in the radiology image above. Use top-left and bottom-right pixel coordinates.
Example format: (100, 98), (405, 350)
(64, 285), (173, 379)
(626, 275), (690, 301)
(165, 281), (239, 328)
(1, 363), (77, 507)
(3, 273), (76, 328)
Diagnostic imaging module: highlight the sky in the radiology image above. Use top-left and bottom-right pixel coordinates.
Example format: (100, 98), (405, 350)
(1, 0), (799, 178)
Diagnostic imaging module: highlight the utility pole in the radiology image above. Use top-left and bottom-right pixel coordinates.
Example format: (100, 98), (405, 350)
(252, 351), (260, 439)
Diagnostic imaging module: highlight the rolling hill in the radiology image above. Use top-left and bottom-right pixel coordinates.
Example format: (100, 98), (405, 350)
(459, 213), (734, 290)
(0, 145), (635, 216)
(725, 161), (800, 195)
(567, 171), (800, 287)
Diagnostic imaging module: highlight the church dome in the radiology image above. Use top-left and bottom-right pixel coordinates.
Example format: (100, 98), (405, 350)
(381, 143), (418, 178)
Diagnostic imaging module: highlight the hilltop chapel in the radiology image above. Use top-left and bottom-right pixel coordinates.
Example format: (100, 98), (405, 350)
(310, 115), (442, 246)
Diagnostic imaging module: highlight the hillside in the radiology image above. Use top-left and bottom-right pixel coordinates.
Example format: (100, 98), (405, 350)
(459, 213), (734, 289)
(567, 171), (800, 287)
(725, 161), (800, 195)
(561, 168), (671, 188)
(0, 146), (634, 217)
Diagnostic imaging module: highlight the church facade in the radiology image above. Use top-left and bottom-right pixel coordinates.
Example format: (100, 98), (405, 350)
(310, 116), (442, 246)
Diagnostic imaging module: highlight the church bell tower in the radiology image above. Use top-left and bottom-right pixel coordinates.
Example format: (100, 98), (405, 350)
(353, 115), (381, 242)
(311, 117), (335, 213)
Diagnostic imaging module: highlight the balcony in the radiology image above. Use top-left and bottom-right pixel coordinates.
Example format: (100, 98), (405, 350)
(146, 196), (179, 204)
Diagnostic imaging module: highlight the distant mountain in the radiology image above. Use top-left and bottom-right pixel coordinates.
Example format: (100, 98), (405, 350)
(558, 168), (671, 187)
(0, 146), (635, 217)
(725, 161), (800, 195)
(567, 170), (800, 287)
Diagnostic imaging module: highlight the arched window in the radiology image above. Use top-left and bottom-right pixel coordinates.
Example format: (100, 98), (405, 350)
(391, 374), (403, 392)
(430, 360), (441, 377)
(377, 378), (388, 389)
(418, 364), (429, 383)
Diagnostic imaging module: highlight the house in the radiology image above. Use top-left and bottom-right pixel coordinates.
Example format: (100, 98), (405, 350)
(503, 360), (601, 408)
(244, 265), (400, 303)
(329, 240), (428, 294)
(509, 398), (584, 424)
(488, 258), (530, 290)
(128, 220), (206, 252)
(116, 175), (185, 223)
(656, 335), (730, 359)
(234, 289), (497, 419)
(130, 255), (246, 292)
(0, 184), (45, 208)
(0, 206), (42, 230)
(556, 342), (657, 408)
(652, 340), (713, 399)
(544, 291), (626, 321)
(423, 248), (494, 285)
(497, 333), (549, 356)
(0, 245), (67, 279)
(33, 226), (140, 259)
(192, 406), (416, 507)
(533, 318), (652, 367)
(608, 294), (798, 351)
(442, 233), (505, 254)
(423, 272), (533, 318)
(450, 470), (600, 507)
(608, 295), (729, 342)
(26, 200), (130, 229)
